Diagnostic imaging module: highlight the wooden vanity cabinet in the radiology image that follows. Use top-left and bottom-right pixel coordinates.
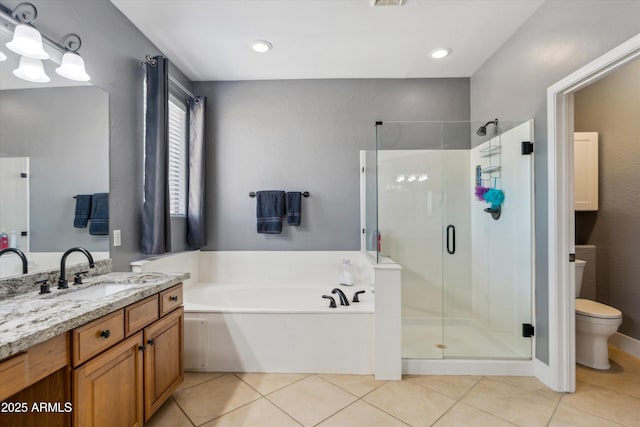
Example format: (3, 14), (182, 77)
(0, 333), (71, 427)
(143, 307), (184, 421)
(73, 333), (144, 427)
(71, 283), (184, 426)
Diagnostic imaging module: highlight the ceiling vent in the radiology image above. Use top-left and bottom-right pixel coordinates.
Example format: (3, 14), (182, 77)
(371, 0), (404, 6)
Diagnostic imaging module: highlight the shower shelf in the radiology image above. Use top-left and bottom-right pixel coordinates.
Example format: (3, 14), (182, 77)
(480, 146), (501, 157)
(481, 166), (501, 174)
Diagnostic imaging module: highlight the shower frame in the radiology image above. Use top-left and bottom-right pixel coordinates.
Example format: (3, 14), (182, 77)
(362, 119), (536, 375)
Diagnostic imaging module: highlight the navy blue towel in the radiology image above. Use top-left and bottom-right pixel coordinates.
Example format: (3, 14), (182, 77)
(74, 194), (92, 228)
(286, 192), (302, 226)
(256, 191), (286, 234)
(89, 193), (109, 235)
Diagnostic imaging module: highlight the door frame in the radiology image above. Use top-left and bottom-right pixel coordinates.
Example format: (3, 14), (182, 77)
(541, 33), (640, 392)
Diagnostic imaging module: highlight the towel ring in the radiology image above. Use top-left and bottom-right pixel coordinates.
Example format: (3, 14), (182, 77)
(249, 191), (310, 198)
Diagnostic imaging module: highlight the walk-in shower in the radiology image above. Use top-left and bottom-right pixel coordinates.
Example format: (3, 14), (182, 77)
(362, 120), (534, 369)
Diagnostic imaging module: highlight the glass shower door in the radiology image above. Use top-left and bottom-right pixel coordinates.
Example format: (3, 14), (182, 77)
(376, 122), (446, 359)
(442, 120), (534, 360)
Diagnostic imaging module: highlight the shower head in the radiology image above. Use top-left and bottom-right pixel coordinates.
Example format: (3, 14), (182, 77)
(476, 119), (499, 136)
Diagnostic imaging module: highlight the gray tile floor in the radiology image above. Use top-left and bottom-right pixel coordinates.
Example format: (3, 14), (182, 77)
(146, 347), (640, 426)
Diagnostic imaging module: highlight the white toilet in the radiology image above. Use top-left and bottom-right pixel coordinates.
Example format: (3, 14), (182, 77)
(575, 259), (623, 370)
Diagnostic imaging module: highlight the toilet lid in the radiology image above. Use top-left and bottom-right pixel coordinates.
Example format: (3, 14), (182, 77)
(576, 298), (622, 319)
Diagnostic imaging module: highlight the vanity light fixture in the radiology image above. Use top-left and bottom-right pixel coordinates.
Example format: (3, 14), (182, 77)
(252, 40), (272, 53)
(4, 3), (49, 60)
(395, 175), (406, 183)
(13, 55), (50, 83)
(55, 33), (90, 82)
(1, 2), (90, 83)
(418, 174), (429, 182)
(430, 47), (451, 60)
(407, 174), (417, 182)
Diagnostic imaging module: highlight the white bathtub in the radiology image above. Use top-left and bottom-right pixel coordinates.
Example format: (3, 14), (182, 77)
(183, 281), (375, 374)
(184, 282), (374, 313)
(132, 251), (402, 378)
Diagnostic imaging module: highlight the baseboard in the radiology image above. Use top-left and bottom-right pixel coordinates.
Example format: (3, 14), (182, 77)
(609, 332), (640, 359)
(402, 359), (534, 376)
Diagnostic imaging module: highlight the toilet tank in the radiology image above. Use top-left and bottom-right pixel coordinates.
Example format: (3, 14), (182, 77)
(575, 260), (586, 297)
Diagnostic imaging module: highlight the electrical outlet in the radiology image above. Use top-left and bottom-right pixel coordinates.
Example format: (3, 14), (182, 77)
(113, 229), (121, 247)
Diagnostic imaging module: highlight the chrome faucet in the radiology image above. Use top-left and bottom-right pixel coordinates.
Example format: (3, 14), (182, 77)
(331, 288), (350, 306)
(58, 247), (95, 289)
(0, 248), (28, 274)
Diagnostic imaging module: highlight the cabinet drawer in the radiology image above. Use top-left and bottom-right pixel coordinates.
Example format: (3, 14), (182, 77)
(125, 295), (159, 337)
(0, 353), (28, 401)
(73, 310), (125, 367)
(159, 284), (183, 316)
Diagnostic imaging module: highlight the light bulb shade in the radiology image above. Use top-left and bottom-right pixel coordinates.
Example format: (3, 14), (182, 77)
(6, 24), (49, 60)
(13, 56), (50, 83)
(0, 51), (6, 62)
(55, 52), (90, 82)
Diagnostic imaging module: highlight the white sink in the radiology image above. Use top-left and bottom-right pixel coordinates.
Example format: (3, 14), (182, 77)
(49, 283), (132, 301)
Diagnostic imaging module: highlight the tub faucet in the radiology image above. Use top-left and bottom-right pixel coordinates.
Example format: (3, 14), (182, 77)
(331, 288), (349, 306)
(58, 247), (95, 289)
(0, 248), (28, 274)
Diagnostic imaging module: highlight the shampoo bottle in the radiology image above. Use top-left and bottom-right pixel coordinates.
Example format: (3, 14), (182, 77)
(339, 259), (354, 286)
(9, 231), (17, 249)
(0, 229), (8, 250)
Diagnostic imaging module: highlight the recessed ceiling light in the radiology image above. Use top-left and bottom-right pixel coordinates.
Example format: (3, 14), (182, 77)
(252, 40), (273, 53)
(430, 48), (451, 60)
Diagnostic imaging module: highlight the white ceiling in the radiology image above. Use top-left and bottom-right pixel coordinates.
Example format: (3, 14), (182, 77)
(110, 0), (544, 82)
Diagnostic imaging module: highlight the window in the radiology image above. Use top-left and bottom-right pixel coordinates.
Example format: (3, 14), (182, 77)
(168, 93), (187, 216)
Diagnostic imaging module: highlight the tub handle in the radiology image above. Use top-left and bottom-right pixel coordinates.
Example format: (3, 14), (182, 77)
(352, 290), (366, 303)
(322, 295), (337, 308)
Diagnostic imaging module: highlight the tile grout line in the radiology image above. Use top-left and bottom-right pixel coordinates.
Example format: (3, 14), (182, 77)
(448, 377), (522, 426)
(561, 380), (639, 426)
(545, 391), (564, 427)
(176, 372), (225, 393)
(356, 381), (424, 426)
(234, 372), (312, 397)
(169, 395), (198, 427)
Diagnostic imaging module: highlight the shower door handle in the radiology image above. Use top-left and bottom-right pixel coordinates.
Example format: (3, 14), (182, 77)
(446, 225), (456, 255)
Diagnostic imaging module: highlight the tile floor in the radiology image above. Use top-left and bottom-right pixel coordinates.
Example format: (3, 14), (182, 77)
(147, 347), (640, 427)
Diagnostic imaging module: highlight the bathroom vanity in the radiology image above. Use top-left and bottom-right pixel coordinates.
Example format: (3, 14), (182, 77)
(0, 271), (187, 427)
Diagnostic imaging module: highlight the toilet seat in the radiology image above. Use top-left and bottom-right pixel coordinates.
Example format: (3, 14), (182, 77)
(576, 298), (622, 319)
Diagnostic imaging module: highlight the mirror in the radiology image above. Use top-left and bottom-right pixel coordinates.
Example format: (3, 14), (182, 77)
(0, 34), (109, 277)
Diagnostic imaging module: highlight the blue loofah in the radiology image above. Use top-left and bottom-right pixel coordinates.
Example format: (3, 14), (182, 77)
(483, 188), (505, 208)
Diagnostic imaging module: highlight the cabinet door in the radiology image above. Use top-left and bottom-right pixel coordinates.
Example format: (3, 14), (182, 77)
(73, 333), (144, 427)
(144, 307), (184, 421)
(574, 132), (599, 211)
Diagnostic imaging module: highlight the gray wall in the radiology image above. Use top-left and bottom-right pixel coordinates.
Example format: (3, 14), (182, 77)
(574, 59), (640, 340)
(0, 86), (109, 251)
(195, 78), (470, 250)
(6, 0), (195, 269)
(470, 0), (640, 363)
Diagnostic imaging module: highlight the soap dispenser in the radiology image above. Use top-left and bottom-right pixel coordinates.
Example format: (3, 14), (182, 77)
(339, 259), (354, 286)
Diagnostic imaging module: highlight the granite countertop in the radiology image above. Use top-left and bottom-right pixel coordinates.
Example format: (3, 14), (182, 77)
(0, 271), (189, 360)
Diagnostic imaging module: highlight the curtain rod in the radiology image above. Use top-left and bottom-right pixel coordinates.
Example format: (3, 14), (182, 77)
(168, 73), (196, 100)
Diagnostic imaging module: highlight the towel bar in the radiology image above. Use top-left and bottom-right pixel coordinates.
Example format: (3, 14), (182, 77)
(249, 191), (309, 198)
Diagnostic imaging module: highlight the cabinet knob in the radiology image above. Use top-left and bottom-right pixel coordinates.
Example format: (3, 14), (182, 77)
(147, 338), (155, 346)
(100, 329), (111, 339)
(138, 345), (145, 352)
(169, 295), (178, 302)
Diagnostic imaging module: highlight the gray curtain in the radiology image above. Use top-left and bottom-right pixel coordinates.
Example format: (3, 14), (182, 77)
(187, 96), (207, 248)
(141, 55), (171, 254)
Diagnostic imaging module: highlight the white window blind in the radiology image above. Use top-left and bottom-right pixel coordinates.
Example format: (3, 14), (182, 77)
(168, 95), (187, 216)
